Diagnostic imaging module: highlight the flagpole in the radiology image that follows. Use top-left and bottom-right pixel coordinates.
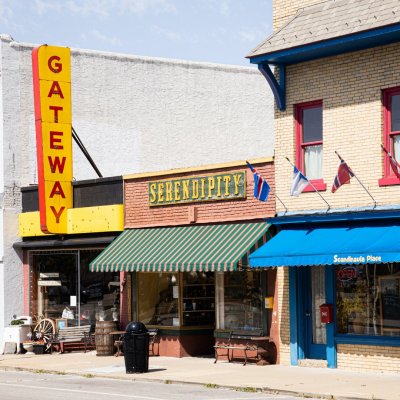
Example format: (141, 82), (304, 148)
(381, 143), (400, 169)
(334, 151), (376, 208)
(271, 189), (288, 214)
(246, 160), (288, 213)
(285, 157), (330, 211)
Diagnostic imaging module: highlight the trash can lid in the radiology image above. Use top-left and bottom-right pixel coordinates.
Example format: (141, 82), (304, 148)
(125, 321), (148, 334)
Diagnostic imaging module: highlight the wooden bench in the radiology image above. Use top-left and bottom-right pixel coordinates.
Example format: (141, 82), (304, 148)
(57, 325), (95, 353)
(213, 330), (268, 365)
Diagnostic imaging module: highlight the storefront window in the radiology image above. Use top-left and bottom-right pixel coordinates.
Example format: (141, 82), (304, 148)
(182, 272), (215, 326)
(137, 273), (179, 326)
(30, 250), (120, 327)
(216, 271), (263, 331)
(336, 264), (400, 336)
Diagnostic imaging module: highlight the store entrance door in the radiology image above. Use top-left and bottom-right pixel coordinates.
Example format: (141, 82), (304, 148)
(298, 266), (326, 360)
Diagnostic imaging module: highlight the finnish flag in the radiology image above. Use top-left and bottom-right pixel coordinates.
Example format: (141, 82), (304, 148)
(290, 166), (309, 196)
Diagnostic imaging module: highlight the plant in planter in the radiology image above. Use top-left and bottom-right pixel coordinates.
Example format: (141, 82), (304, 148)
(10, 319), (24, 326)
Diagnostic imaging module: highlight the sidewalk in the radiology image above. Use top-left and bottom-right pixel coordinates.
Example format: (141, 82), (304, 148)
(0, 352), (398, 400)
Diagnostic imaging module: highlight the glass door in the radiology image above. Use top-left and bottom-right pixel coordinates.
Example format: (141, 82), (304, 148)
(298, 266), (326, 360)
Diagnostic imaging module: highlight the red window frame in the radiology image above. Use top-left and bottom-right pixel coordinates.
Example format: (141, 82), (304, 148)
(379, 86), (400, 186)
(295, 100), (326, 192)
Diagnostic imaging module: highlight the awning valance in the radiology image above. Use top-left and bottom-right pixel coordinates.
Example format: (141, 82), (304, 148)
(90, 222), (270, 272)
(249, 222), (400, 268)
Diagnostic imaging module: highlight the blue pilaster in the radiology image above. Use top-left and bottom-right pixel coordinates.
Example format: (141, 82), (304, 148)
(289, 267), (299, 365)
(325, 265), (337, 368)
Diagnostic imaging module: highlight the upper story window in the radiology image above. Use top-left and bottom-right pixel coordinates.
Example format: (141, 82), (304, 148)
(380, 87), (400, 186)
(295, 101), (326, 191)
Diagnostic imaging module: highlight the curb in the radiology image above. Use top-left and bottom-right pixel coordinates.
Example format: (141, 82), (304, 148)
(0, 365), (384, 400)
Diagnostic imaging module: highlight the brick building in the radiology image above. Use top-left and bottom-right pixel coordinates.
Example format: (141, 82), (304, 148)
(89, 159), (278, 359)
(247, 0), (400, 372)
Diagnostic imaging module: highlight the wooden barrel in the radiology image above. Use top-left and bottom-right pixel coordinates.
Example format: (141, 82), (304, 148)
(95, 321), (117, 356)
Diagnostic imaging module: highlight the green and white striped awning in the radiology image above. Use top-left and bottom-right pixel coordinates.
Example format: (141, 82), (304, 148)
(89, 222), (271, 272)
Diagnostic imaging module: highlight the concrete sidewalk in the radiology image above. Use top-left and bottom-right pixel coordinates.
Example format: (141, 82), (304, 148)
(0, 352), (398, 400)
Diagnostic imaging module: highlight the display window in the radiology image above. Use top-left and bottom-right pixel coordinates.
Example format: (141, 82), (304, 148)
(137, 271), (264, 330)
(137, 272), (215, 327)
(336, 263), (400, 336)
(30, 249), (120, 328)
(137, 273), (179, 326)
(216, 271), (263, 331)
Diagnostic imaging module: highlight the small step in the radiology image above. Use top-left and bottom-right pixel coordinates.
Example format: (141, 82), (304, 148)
(298, 359), (328, 368)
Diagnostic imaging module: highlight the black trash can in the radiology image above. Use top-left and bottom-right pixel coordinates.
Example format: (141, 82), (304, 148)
(123, 321), (149, 373)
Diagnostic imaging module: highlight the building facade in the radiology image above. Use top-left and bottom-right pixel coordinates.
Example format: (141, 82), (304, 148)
(0, 34), (273, 347)
(248, 0), (400, 372)
(89, 159), (278, 360)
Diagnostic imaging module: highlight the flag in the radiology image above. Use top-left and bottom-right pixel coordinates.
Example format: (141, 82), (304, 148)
(246, 161), (270, 202)
(290, 166), (309, 196)
(332, 160), (354, 193)
(382, 145), (400, 179)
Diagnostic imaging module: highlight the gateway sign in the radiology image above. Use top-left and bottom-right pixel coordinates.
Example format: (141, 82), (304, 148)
(32, 45), (73, 234)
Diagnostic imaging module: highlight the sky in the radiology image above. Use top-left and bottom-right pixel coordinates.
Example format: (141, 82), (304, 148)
(0, 0), (272, 66)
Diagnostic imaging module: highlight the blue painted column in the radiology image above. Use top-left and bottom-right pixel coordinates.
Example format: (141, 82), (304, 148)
(325, 265), (337, 368)
(289, 267), (299, 365)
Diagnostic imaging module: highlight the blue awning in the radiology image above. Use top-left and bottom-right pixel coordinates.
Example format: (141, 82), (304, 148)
(249, 222), (400, 267)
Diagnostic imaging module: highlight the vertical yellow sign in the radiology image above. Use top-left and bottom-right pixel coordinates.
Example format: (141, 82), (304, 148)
(32, 45), (73, 234)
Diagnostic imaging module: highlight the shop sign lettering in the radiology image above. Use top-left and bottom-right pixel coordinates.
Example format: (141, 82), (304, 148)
(333, 254), (382, 264)
(148, 171), (246, 206)
(32, 45), (73, 234)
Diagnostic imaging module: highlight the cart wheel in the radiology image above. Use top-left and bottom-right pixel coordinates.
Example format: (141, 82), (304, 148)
(34, 318), (55, 346)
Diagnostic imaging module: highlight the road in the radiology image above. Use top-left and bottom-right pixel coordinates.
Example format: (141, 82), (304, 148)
(0, 370), (315, 400)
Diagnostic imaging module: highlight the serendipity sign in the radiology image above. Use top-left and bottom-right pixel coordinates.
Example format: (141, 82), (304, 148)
(148, 171), (246, 206)
(32, 45), (73, 234)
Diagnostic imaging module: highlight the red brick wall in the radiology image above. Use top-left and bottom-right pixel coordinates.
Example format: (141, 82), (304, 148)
(23, 251), (29, 315)
(125, 162), (275, 227)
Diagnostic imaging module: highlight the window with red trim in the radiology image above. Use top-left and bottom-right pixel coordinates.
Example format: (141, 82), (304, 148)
(295, 100), (326, 191)
(379, 87), (400, 186)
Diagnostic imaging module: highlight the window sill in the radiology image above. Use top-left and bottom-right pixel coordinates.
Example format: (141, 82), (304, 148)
(302, 180), (327, 193)
(335, 334), (400, 347)
(379, 176), (400, 186)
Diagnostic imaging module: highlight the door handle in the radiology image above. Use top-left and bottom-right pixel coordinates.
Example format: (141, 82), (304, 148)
(305, 313), (311, 317)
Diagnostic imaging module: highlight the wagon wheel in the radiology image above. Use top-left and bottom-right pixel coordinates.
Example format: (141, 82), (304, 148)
(33, 318), (55, 350)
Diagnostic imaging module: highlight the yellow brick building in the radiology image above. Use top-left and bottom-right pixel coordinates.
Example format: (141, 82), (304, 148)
(248, 0), (400, 372)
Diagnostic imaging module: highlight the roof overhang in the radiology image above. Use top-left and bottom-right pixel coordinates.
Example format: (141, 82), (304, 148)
(249, 24), (400, 66)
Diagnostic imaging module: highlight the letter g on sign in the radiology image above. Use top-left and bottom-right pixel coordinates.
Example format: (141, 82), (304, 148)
(48, 55), (62, 73)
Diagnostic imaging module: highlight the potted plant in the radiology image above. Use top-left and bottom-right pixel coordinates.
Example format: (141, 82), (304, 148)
(10, 319), (24, 326)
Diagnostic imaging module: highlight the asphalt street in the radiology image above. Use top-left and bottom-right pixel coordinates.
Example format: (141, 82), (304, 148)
(0, 371), (315, 400)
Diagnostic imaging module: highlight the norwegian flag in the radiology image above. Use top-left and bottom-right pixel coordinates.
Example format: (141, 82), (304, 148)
(382, 145), (400, 179)
(332, 160), (354, 193)
(246, 161), (270, 202)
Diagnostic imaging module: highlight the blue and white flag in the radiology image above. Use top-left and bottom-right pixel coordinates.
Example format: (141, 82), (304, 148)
(246, 161), (270, 202)
(290, 166), (309, 196)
